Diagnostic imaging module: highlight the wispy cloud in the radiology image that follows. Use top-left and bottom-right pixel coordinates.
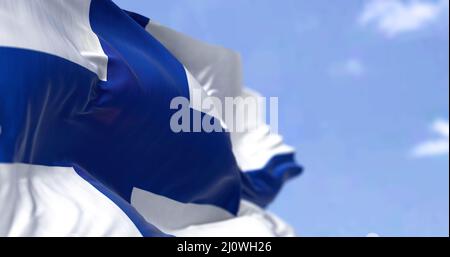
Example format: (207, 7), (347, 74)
(412, 119), (449, 158)
(329, 58), (365, 78)
(359, 0), (449, 37)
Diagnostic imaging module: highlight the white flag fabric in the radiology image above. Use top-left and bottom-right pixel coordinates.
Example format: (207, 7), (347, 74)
(0, 0), (302, 237)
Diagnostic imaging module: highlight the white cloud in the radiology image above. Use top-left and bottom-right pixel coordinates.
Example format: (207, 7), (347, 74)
(359, 0), (449, 37)
(329, 58), (365, 78)
(412, 119), (449, 157)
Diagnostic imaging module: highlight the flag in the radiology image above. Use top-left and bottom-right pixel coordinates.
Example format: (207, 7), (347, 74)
(0, 0), (302, 237)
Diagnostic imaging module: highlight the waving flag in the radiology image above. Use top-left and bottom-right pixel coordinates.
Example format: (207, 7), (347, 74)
(0, 0), (302, 237)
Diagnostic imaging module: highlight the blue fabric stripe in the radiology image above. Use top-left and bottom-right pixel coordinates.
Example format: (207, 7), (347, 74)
(240, 153), (303, 208)
(0, 47), (100, 164)
(88, 0), (241, 214)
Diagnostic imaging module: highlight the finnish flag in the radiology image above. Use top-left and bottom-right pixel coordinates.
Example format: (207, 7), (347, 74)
(0, 0), (302, 237)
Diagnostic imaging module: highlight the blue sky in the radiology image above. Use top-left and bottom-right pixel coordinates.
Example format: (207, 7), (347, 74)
(115, 0), (449, 236)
